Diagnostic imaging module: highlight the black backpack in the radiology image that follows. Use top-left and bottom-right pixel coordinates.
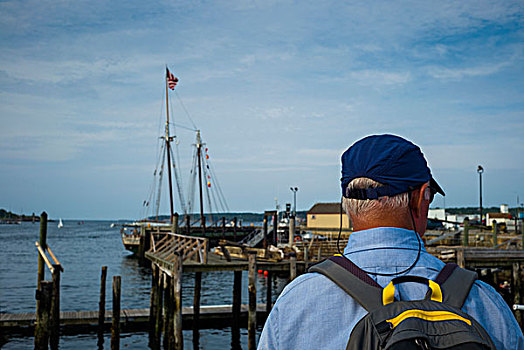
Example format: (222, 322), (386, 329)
(309, 255), (496, 349)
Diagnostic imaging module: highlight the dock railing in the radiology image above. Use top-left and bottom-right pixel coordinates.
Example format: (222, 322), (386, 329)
(146, 232), (208, 272)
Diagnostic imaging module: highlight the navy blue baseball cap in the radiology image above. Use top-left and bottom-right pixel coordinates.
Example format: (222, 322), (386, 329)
(341, 134), (445, 199)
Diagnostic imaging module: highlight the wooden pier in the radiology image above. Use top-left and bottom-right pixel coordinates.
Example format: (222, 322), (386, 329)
(1, 304), (271, 335)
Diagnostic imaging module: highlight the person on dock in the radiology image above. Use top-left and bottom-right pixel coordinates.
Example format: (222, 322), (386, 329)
(258, 134), (523, 350)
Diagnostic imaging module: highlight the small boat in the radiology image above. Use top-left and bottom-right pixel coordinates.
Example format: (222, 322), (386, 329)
(58, 218), (64, 228)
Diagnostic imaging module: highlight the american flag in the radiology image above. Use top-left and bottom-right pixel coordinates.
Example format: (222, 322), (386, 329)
(166, 68), (179, 90)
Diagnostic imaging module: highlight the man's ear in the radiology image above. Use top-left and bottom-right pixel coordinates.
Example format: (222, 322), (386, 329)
(410, 183), (429, 217)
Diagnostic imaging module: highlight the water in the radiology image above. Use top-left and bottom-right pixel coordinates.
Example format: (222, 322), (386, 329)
(0, 220), (286, 349)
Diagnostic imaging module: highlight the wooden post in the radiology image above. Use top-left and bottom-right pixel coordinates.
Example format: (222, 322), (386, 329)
(173, 213), (179, 234)
(456, 248), (465, 268)
(233, 217), (237, 241)
(173, 254), (183, 350)
(222, 217), (226, 240)
(266, 271), (272, 315)
(37, 212), (48, 291)
(193, 272), (202, 331)
(262, 215), (268, 250)
(138, 226), (146, 262)
(149, 264), (159, 347)
(272, 213), (278, 246)
(163, 275), (173, 350)
(232, 271), (242, 328)
(289, 253), (297, 281)
(220, 245), (232, 262)
(462, 218), (469, 246)
(98, 266), (107, 347)
(138, 226), (151, 266)
(289, 216), (295, 247)
(513, 263), (523, 328)
(154, 271), (164, 346)
(34, 281), (52, 350)
(111, 276), (121, 350)
(144, 229), (151, 264)
(186, 214), (191, 235)
(304, 246), (309, 270)
(492, 222), (498, 247)
(248, 252), (257, 350)
(50, 264), (61, 349)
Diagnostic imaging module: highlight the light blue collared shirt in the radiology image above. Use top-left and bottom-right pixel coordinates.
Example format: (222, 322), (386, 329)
(258, 227), (524, 350)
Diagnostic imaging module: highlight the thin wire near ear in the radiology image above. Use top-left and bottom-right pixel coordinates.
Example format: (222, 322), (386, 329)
(336, 191), (422, 276)
(337, 197), (344, 256)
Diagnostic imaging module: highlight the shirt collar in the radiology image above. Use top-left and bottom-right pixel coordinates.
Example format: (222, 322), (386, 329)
(343, 227), (426, 255)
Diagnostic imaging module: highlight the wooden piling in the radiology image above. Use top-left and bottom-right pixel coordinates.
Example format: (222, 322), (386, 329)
(513, 263), (523, 328)
(98, 266), (107, 347)
(111, 276), (121, 350)
(456, 249), (465, 268)
(272, 213), (278, 246)
(173, 213), (179, 234)
(149, 264), (159, 347)
(37, 212), (48, 291)
(233, 217), (237, 241)
(154, 270), (164, 346)
(266, 271), (272, 315)
(289, 216), (295, 247)
(34, 281), (52, 350)
(138, 226), (146, 262)
(492, 222), (498, 247)
(248, 252), (257, 350)
(232, 271), (242, 328)
(193, 272), (202, 330)
(304, 246), (309, 270)
(50, 264), (61, 349)
(290, 253), (297, 281)
(262, 215), (268, 250)
(163, 274), (173, 350)
(186, 214), (191, 235)
(138, 226), (151, 266)
(462, 218), (469, 247)
(173, 254), (183, 350)
(222, 217), (226, 240)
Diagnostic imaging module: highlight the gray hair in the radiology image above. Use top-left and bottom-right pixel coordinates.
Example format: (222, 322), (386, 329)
(342, 177), (409, 217)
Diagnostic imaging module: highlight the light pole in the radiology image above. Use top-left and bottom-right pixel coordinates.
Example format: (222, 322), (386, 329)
(290, 187), (298, 217)
(477, 165), (484, 224)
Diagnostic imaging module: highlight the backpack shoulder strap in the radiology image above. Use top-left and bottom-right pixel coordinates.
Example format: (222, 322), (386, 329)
(308, 255), (383, 311)
(434, 263), (478, 308)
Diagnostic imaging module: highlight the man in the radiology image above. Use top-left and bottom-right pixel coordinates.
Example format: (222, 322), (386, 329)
(258, 134), (523, 350)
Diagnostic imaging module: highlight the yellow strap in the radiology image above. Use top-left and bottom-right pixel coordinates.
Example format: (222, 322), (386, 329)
(383, 280), (443, 305)
(387, 309), (471, 328)
(428, 280), (443, 302)
(383, 281), (395, 305)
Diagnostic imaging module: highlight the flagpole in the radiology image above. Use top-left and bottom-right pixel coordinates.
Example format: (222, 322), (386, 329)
(165, 67), (175, 224)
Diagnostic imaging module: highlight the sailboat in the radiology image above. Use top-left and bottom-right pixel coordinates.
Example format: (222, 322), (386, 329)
(58, 218), (64, 229)
(121, 67), (234, 253)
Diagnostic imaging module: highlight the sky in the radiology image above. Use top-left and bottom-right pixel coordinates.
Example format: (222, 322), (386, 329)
(1, 1), (523, 220)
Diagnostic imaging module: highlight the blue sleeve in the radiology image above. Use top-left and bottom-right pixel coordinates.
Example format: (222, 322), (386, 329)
(258, 304), (279, 350)
(462, 280), (524, 350)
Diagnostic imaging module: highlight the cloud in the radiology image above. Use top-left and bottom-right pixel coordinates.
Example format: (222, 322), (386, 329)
(350, 70), (412, 87)
(427, 61), (513, 80)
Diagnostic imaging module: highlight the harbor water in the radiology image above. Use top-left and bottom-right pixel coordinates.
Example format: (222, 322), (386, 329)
(0, 220), (288, 349)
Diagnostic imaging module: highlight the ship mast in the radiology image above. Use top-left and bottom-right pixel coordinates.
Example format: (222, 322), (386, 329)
(165, 71), (175, 224)
(196, 130), (205, 231)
